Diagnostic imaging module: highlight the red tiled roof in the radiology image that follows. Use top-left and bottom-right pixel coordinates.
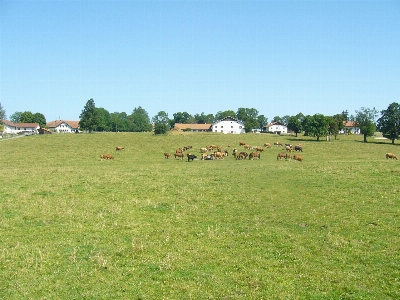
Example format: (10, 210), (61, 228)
(1, 119), (39, 128)
(46, 120), (80, 129)
(174, 123), (212, 131)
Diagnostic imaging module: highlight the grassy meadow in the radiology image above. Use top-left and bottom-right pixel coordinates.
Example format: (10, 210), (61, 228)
(1, 132), (399, 299)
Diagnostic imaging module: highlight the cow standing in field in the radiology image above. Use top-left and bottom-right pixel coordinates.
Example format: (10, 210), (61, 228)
(174, 152), (185, 160)
(164, 152), (171, 159)
(100, 154), (114, 160)
(277, 153), (289, 160)
(386, 153), (398, 160)
(249, 152), (260, 160)
(187, 154), (197, 162)
(293, 154), (303, 162)
(116, 146), (125, 151)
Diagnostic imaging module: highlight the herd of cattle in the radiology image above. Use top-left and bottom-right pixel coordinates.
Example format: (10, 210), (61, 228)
(163, 142), (305, 162)
(99, 144), (397, 163)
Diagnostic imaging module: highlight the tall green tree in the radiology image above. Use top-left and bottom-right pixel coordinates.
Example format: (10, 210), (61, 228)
(152, 111), (170, 135)
(33, 112), (46, 127)
(128, 106), (152, 132)
(287, 115), (303, 137)
(236, 108), (259, 132)
(303, 114), (328, 141)
(171, 112), (193, 127)
(215, 110), (236, 121)
(257, 115), (268, 130)
(377, 102), (400, 145)
(95, 107), (111, 131)
(10, 112), (22, 123)
(0, 102), (6, 120)
(327, 114), (345, 140)
(110, 112), (129, 132)
(194, 112), (215, 124)
(79, 98), (99, 133)
(355, 107), (378, 143)
(272, 116), (282, 123)
(20, 111), (34, 123)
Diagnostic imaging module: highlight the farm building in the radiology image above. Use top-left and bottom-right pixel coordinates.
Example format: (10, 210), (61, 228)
(262, 122), (288, 134)
(173, 123), (212, 132)
(340, 121), (360, 134)
(212, 116), (245, 134)
(46, 120), (80, 133)
(1, 119), (40, 135)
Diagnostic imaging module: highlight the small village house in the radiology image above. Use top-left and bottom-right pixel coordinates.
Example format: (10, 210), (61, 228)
(46, 120), (80, 133)
(212, 116), (245, 134)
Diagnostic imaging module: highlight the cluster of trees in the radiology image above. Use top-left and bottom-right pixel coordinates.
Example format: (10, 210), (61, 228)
(0, 104), (47, 128)
(79, 99), (268, 134)
(2, 100), (400, 144)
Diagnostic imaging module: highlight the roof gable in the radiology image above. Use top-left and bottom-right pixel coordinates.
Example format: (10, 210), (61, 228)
(212, 116), (244, 125)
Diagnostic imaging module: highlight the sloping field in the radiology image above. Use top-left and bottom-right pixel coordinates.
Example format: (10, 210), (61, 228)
(1, 132), (399, 299)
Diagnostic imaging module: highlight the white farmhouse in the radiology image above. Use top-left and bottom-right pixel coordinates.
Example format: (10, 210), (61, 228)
(46, 120), (80, 133)
(212, 116), (245, 134)
(262, 122), (288, 134)
(1, 120), (40, 135)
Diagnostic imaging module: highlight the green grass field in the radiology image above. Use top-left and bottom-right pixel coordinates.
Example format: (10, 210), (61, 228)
(1, 132), (399, 299)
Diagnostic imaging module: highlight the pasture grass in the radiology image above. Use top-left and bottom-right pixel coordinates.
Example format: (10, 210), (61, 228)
(1, 132), (399, 299)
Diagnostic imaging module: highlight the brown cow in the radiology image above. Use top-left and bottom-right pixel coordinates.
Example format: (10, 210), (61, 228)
(277, 153), (288, 160)
(213, 151), (225, 159)
(164, 152), (171, 159)
(274, 142), (283, 146)
(100, 154), (114, 160)
(386, 153), (398, 160)
(293, 154), (303, 162)
(263, 143), (271, 148)
(285, 145), (292, 153)
(174, 152), (185, 160)
(249, 152), (260, 160)
(116, 146), (124, 151)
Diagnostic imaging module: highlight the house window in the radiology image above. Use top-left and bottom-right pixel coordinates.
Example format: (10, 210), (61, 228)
(239, 126), (242, 129)
(221, 126), (223, 128)
(231, 126), (233, 128)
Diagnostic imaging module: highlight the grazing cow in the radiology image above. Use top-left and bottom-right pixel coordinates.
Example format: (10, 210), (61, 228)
(164, 152), (171, 159)
(239, 141), (246, 146)
(386, 153), (398, 160)
(204, 155), (214, 160)
(274, 142), (283, 147)
(293, 154), (303, 162)
(249, 152), (260, 160)
(294, 145), (303, 152)
(277, 152), (288, 160)
(116, 146), (124, 151)
(200, 147), (208, 153)
(174, 152), (185, 160)
(285, 145), (292, 153)
(187, 154), (197, 162)
(239, 152), (248, 159)
(175, 148), (183, 154)
(201, 153), (208, 160)
(263, 143), (271, 148)
(236, 153), (246, 160)
(213, 151), (225, 159)
(100, 154), (114, 160)
(244, 144), (252, 150)
(256, 147), (264, 152)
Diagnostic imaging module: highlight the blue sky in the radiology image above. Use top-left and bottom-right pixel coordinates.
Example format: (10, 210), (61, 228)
(1, 0), (399, 122)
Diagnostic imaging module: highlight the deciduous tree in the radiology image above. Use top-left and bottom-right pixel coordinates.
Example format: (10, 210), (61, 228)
(79, 98), (99, 133)
(377, 102), (400, 145)
(355, 107), (378, 143)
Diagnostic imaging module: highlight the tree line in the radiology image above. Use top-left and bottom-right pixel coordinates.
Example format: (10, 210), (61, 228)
(1, 100), (400, 144)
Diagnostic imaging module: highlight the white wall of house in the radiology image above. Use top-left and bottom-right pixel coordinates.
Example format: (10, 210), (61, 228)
(2, 123), (39, 135)
(212, 117), (245, 134)
(54, 122), (74, 133)
(265, 124), (287, 134)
